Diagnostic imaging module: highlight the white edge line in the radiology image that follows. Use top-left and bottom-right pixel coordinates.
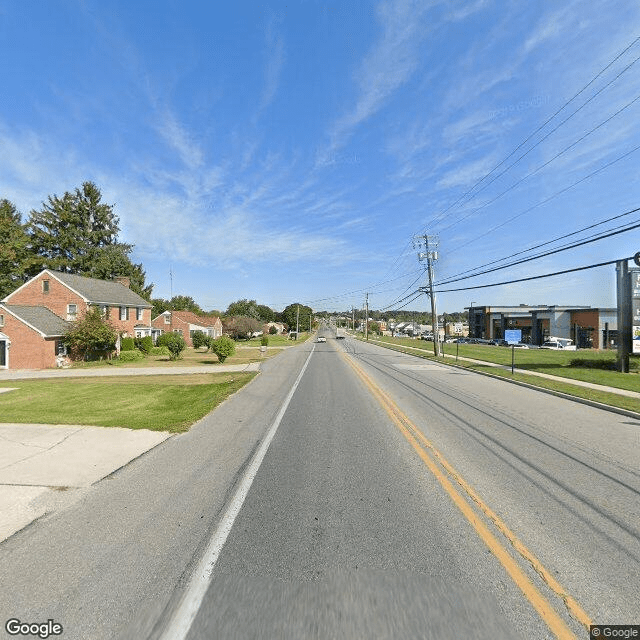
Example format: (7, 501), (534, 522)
(159, 345), (316, 640)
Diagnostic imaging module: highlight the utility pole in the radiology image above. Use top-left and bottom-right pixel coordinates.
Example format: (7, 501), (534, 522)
(617, 260), (631, 372)
(365, 293), (369, 341)
(414, 234), (441, 357)
(352, 307), (355, 331)
(296, 304), (300, 338)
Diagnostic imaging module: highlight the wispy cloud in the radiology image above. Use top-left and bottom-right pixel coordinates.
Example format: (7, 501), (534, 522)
(257, 20), (285, 115)
(155, 109), (205, 171)
(522, 3), (579, 55)
(436, 153), (498, 189)
(317, 0), (438, 166)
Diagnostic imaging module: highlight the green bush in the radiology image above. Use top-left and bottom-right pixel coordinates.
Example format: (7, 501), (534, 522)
(269, 325), (278, 335)
(157, 332), (186, 360)
(210, 335), (235, 363)
(121, 337), (135, 351)
(150, 345), (171, 356)
(135, 336), (153, 354)
(261, 335), (269, 347)
(117, 349), (145, 362)
(568, 358), (616, 370)
(191, 330), (208, 349)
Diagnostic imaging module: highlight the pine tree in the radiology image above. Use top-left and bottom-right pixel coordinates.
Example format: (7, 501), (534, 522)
(26, 181), (153, 299)
(0, 199), (30, 299)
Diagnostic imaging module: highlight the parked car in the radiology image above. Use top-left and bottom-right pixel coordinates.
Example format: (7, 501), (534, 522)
(540, 340), (576, 350)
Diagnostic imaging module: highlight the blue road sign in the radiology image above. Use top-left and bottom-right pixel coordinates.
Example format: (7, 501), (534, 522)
(504, 329), (522, 344)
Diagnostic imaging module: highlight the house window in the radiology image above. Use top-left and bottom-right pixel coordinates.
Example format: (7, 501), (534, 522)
(67, 304), (77, 321)
(56, 341), (68, 356)
(119, 306), (129, 321)
(164, 314), (170, 324)
(42, 279), (50, 293)
(0, 315), (3, 327)
(136, 308), (143, 321)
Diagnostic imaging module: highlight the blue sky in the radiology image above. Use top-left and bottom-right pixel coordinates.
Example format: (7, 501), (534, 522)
(1, 0), (640, 314)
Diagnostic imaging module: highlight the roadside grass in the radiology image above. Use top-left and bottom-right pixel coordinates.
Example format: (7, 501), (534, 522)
(68, 345), (281, 369)
(361, 336), (640, 413)
(243, 332), (310, 347)
(0, 373), (256, 432)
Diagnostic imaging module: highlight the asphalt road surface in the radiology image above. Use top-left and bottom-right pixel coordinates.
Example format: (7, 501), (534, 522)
(1, 329), (638, 639)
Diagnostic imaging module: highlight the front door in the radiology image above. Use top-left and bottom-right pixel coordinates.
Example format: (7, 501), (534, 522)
(0, 340), (6, 368)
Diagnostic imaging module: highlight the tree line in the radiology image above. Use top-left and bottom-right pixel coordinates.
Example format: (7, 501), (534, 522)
(1, 181), (317, 338)
(1, 182), (152, 300)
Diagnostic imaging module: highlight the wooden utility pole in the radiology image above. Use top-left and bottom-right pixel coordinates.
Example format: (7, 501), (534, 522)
(365, 293), (369, 341)
(414, 235), (441, 357)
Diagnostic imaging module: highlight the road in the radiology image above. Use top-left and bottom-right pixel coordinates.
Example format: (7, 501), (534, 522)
(1, 328), (638, 639)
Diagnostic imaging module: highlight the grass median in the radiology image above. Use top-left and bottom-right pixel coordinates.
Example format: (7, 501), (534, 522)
(0, 373), (256, 433)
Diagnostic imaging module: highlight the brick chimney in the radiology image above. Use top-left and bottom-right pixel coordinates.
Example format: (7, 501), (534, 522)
(114, 276), (131, 288)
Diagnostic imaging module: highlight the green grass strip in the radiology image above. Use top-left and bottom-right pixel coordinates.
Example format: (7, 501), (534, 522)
(359, 337), (640, 415)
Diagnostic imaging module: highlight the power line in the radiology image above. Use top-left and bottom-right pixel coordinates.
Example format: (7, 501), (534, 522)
(377, 35), (640, 287)
(435, 216), (640, 287)
(430, 257), (632, 294)
(437, 90), (640, 234)
(442, 204), (640, 282)
(447, 143), (640, 256)
(429, 50), (640, 232)
(380, 288), (423, 311)
(302, 267), (422, 306)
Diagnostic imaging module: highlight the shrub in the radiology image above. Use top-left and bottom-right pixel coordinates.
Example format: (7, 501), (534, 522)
(150, 345), (170, 356)
(191, 330), (208, 349)
(269, 325), (278, 335)
(210, 335), (235, 363)
(117, 349), (145, 362)
(135, 336), (153, 354)
(121, 337), (135, 351)
(63, 307), (118, 361)
(157, 332), (186, 360)
(568, 358), (616, 370)
(261, 336), (269, 347)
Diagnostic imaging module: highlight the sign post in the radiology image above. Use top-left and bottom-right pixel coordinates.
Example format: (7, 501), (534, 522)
(504, 329), (522, 375)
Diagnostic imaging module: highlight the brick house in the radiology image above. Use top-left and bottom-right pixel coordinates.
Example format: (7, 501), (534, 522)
(0, 270), (152, 370)
(151, 310), (223, 347)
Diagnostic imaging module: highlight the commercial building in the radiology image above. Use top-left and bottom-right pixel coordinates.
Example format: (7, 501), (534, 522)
(467, 304), (617, 349)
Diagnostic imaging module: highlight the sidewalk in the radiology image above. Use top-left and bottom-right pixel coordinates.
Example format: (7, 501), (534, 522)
(366, 338), (640, 400)
(0, 424), (172, 542)
(0, 361), (262, 543)
(0, 362), (260, 380)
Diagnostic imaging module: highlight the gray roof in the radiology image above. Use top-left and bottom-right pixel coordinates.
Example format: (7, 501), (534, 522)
(49, 271), (151, 307)
(4, 305), (71, 337)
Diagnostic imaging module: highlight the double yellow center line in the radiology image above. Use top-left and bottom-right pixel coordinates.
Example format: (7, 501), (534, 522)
(341, 351), (592, 640)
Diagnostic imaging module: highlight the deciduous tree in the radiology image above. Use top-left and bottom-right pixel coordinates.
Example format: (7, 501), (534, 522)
(63, 307), (118, 360)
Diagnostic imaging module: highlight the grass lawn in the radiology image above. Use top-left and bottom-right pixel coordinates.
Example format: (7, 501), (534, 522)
(361, 336), (640, 413)
(243, 332), (310, 347)
(0, 372), (256, 432)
